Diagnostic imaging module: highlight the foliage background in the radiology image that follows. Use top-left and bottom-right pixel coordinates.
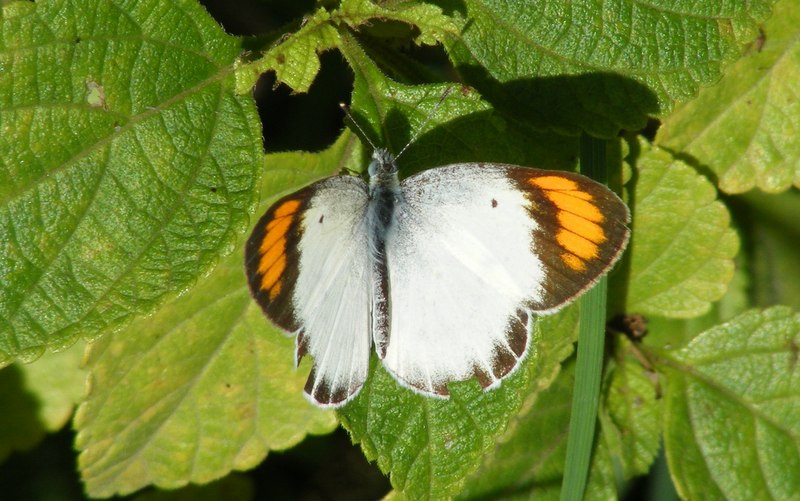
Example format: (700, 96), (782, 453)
(1, 0), (799, 499)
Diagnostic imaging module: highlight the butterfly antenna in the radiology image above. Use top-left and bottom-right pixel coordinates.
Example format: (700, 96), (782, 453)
(395, 86), (454, 160)
(341, 86), (455, 158)
(340, 102), (378, 151)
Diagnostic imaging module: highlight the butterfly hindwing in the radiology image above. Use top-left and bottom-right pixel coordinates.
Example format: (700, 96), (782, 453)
(245, 177), (373, 407)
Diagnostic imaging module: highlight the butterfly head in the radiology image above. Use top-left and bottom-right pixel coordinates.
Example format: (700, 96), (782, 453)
(369, 148), (399, 178)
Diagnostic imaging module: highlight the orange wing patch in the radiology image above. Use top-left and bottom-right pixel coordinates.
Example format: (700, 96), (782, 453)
(529, 176), (608, 272)
(257, 199), (301, 300)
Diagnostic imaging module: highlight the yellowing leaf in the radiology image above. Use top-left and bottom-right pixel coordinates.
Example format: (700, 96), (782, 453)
(657, 0), (800, 193)
(75, 235), (336, 497)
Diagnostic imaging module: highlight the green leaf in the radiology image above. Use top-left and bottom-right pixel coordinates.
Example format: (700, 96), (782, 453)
(657, 0), (800, 194)
(0, 0), (263, 363)
(445, 0), (776, 138)
(455, 309), (578, 500)
(460, 371), (573, 500)
(646, 262), (750, 349)
(259, 125), (366, 201)
(339, 357), (533, 500)
(342, 308), (578, 500)
(74, 250), (337, 496)
(329, 42), (596, 500)
(234, 0), (457, 93)
(625, 139), (739, 318)
(660, 306), (800, 499)
(338, 0), (459, 46)
(234, 8), (339, 94)
(597, 340), (662, 489)
(72, 135), (356, 496)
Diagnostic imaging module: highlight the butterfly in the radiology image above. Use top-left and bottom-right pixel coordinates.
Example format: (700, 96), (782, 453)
(245, 118), (629, 408)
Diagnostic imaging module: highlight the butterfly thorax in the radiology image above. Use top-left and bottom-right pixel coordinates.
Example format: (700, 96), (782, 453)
(367, 149), (402, 250)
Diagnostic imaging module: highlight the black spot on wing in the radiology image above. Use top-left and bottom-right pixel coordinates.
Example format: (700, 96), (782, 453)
(295, 330), (308, 365)
(470, 310), (530, 390)
(401, 375), (450, 397)
(508, 309), (529, 358)
(432, 380), (449, 396)
(490, 310), (530, 383)
(304, 367), (360, 407)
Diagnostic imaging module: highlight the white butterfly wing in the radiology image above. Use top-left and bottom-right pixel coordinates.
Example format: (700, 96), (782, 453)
(245, 176), (372, 407)
(382, 163), (629, 396)
(382, 165), (540, 395)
